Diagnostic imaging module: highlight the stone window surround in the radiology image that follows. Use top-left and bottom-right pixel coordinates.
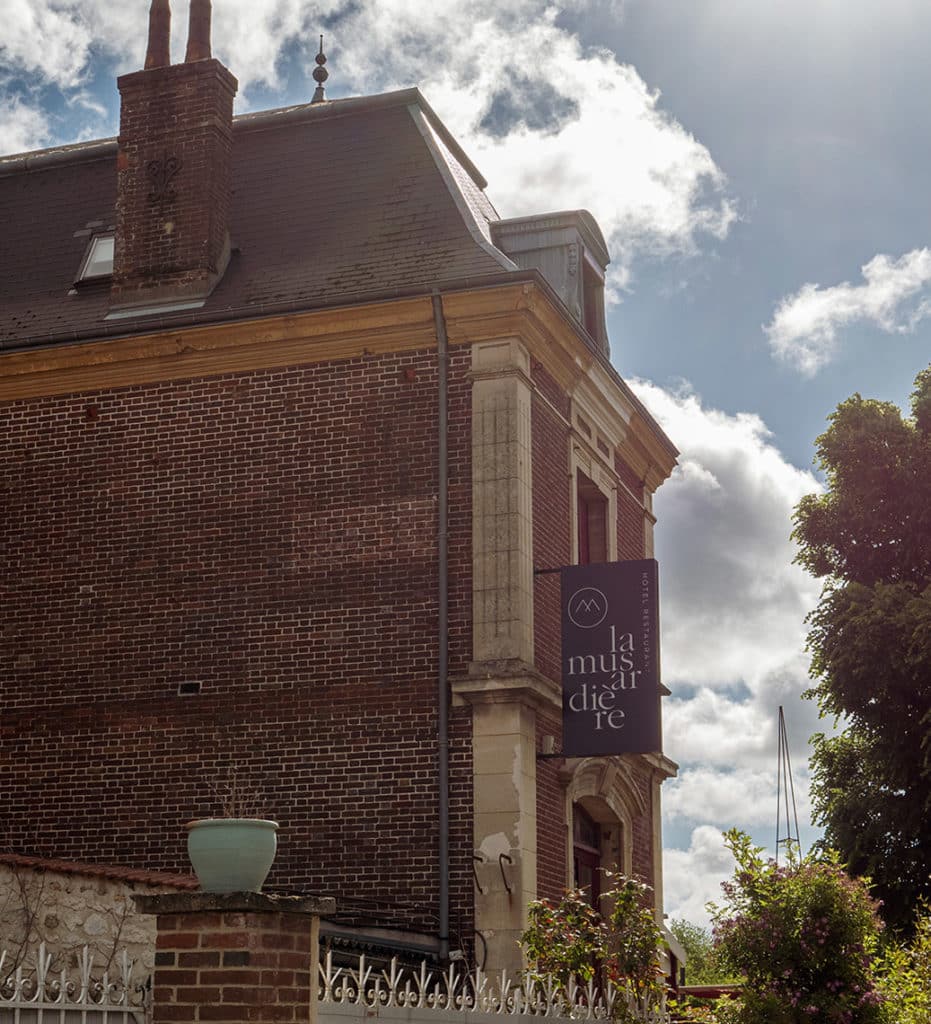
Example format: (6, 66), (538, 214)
(568, 388), (624, 566)
(570, 443), (617, 565)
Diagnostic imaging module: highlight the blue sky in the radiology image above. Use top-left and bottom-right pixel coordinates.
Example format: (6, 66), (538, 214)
(3, 0), (929, 925)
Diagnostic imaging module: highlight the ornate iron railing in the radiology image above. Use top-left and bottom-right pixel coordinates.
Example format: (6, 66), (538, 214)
(0, 943), (147, 1022)
(2, 944), (668, 1022)
(318, 951), (669, 1022)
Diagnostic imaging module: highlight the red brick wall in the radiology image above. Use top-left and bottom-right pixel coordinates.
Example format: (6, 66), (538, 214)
(530, 362), (570, 685)
(530, 363), (570, 900)
(0, 345), (473, 940)
(535, 707), (567, 902)
(630, 771), (655, 886)
(615, 455), (646, 562)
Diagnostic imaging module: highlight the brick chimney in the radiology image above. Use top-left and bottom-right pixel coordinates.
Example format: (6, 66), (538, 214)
(111, 0), (238, 311)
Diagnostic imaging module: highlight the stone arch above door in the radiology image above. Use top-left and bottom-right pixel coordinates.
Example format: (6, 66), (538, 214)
(560, 756), (648, 888)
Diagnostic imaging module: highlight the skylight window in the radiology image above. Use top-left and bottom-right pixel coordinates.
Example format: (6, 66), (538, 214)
(77, 234), (114, 282)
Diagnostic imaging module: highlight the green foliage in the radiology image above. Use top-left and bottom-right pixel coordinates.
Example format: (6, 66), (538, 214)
(520, 873), (666, 1022)
(669, 918), (737, 985)
(875, 904), (931, 1024)
(710, 830), (885, 1024)
(793, 364), (931, 934)
(668, 993), (742, 1024)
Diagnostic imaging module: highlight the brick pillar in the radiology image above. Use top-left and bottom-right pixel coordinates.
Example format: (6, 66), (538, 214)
(133, 891), (335, 1024)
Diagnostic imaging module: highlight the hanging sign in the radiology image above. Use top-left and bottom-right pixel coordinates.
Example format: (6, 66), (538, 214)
(561, 559), (661, 756)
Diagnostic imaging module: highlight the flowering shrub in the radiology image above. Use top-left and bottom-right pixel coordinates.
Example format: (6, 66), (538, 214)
(875, 904), (931, 1024)
(710, 830), (885, 1024)
(668, 993), (742, 1023)
(521, 873), (665, 1022)
(522, 884), (604, 986)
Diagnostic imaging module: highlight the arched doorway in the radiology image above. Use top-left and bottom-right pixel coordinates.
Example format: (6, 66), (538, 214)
(562, 758), (644, 895)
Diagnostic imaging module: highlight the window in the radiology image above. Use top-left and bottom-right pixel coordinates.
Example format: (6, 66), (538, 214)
(577, 470), (608, 565)
(573, 803), (602, 906)
(582, 260), (601, 338)
(76, 234), (114, 282)
(570, 398), (619, 565)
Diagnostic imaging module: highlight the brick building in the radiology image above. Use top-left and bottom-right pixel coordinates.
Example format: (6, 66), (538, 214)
(0, 1), (677, 973)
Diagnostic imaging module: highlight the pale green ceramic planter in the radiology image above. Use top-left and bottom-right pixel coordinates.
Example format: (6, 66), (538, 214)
(185, 818), (279, 893)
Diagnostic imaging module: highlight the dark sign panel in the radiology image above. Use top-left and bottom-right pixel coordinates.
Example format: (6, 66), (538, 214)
(561, 559), (661, 756)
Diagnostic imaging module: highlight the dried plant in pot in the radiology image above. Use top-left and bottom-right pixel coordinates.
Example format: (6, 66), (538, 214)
(186, 776), (279, 894)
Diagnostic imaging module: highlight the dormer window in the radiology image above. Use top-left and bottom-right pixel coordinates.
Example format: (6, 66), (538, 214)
(76, 234), (114, 282)
(491, 210), (611, 357)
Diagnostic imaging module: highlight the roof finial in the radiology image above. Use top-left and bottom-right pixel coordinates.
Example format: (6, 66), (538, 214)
(185, 0), (213, 62)
(311, 35), (328, 104)
(145, 0), (171, 69)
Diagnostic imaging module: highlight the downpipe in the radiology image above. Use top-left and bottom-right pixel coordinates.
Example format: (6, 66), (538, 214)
(432, 291), (450, 964)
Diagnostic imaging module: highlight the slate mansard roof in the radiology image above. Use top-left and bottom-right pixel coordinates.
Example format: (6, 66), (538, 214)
(0, 89), (513, 352)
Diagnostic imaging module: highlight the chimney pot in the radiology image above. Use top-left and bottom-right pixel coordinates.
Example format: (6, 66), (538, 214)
(144, 0), (171, 70)
(186, 0), (213, 62)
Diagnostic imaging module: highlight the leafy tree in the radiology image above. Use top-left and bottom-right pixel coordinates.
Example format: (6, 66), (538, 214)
(793, 365), (931, 934)
(710, 830), (885, 1024)
(669, 918), (737, 985)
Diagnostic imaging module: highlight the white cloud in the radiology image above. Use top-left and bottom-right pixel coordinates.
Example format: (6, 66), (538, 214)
(1, 0), (94, 88)
(664, 675), (821, 769)
(314, 2), (736, 290)
(765, 248), (931, 375)
(0, 94), (49, 154)
(632, 380), (825, 918)
(663, 764), (812, 828)
(663, 825), (734, 927)
(631, 379), (821, 697)
(635, 376), (823, 752)
(2, 2), (735, 291)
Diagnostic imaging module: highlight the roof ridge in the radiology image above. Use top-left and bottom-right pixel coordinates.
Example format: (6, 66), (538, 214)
(0, 851), (198, 889)
(0, 138), (117, 175)
(0, 88), (487, 192)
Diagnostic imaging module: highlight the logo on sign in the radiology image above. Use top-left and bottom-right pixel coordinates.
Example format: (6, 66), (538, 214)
(567, 587), (608, 628)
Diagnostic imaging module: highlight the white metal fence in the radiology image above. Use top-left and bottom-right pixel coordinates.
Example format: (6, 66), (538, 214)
(318, 951), (669, 1023)
(0, 944), (146, 1024)
(2, 944), (668, 1024)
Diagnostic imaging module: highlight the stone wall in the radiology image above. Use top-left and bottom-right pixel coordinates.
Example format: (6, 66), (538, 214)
(0, 854), (195, 977)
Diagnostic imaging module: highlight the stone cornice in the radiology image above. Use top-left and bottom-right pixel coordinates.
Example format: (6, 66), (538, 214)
(133, 891), (336, 916)
(0, 279), (677, 494)
(641, 751), (679, 780)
